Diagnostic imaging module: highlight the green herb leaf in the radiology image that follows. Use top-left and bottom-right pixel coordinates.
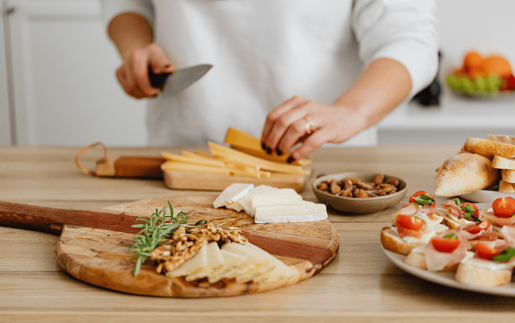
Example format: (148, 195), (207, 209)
(128, 201), (191, 276)
(195, 219), (207, 226)
(493, 247), (515, 262)
(443, 233), (458, 239)
(461, 205), (478, 220)
(413, 194), (435, 206)
(453, 198), (461, 206)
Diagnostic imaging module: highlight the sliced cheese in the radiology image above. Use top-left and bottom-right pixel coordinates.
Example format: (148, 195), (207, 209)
(254, 203), (327, 223)
(249, 195), (312, 217)
(166, 243), (208, 278)
(244, 242), (295, 283)
(207, 250), (247, 284)
(224, 127), (310, 167)
(221, 243), (272, 280)
(213, 183), (255, 208)
(237, 185), (277, 213)
(208, 142), (310, 175)
(162, 151), (226, 167)
(185, 242), (225, 281)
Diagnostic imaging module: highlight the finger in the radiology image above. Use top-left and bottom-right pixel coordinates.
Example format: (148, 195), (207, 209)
(276, 118), (312, 154)
(289, 129), (328, 161)
(119, 62), (148, 99)
(130, 49), (158, 97)
(148, 44), (175, 74)
(265, 100), (312, 152)
(261, 96), (306, 145)
(261, 96), (309, 151)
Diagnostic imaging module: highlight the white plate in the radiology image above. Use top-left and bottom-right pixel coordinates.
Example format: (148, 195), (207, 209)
(460, 190), (515, 203)
(382, 202), (515, 296)
(382, 246), (515, 297)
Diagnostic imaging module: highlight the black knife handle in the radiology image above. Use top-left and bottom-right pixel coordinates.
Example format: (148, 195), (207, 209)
(148, 66), (171, 89)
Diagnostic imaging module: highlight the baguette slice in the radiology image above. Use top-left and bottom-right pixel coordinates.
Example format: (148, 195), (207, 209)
(405, 252), (460, 272)
(455, 262), (513, 287)
(463, 137), (515, 159)
(380, 227), (422, 255)
(500, 179), (515, 192)
(488, 134), (515, 145)
(502, 169), (515, 184)
(491, 156), (515, 170)
(435, 152), (499, 197)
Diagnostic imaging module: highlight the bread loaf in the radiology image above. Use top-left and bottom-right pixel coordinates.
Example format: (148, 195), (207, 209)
(499, 180), (515, 193)
(463, 137), (515, 159)
(491, 156), (515, 170)
(435, 152), (499, 196)
(488, 134), (515, 145)
(502, 169), (515, 184)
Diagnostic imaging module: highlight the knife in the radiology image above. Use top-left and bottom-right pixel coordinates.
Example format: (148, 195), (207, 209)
(148, 64), (213, 96)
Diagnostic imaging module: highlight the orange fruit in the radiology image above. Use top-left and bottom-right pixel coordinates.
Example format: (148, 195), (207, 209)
(467, 65), (487, 79)
(482, 55), (512, 77)
(463, 51), (484, 70)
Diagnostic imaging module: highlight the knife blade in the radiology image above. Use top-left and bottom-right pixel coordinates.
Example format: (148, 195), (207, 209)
(148, 64), (213, 96)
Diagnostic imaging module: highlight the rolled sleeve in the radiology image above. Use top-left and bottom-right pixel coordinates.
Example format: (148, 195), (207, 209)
(352, 0), (440, 96)
(100, 0), (154, 32)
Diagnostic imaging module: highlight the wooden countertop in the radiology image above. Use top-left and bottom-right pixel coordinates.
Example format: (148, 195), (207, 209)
(2, 145), (515, 322)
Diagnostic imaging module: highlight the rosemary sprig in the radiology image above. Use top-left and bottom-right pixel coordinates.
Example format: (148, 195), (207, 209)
(128, 201), (191, 276)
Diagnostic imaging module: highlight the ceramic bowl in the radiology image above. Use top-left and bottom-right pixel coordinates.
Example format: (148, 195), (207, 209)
(312, 172), (407, 214)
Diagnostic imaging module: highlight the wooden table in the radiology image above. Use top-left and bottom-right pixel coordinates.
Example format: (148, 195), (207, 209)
(2, 145), (515, 323)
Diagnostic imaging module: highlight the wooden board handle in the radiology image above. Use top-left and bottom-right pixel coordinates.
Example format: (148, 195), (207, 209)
(96, 156), (166, 178)
(0, 201), (141, 235)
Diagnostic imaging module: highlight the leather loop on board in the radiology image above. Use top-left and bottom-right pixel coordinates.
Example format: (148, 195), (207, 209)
(75, 142), (108, 177)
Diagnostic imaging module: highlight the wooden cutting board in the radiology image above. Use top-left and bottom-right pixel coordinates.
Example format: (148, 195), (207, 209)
(0, 194), (339, 297)
(163, 170), (307, 193)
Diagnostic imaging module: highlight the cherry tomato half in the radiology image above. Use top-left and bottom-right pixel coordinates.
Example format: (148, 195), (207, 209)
(466, 219), (490, 235)
(396, 214), (425, 231)
(409, 191), (436, 208)
(492, 197), (515, 218)
(461, 202), (479, 219)
(431, 235), (461, 253)
(476, 241), (501, 260)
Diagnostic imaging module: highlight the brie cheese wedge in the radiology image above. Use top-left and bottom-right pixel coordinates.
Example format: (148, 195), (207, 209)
(254, 203), (327, 223)
(235, 185), (277, 213)
(249, 196), (314, 217)
(213, 183), (254, 208)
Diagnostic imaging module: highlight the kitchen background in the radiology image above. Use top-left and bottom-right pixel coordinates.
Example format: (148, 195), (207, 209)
(0, 0), (513, 147)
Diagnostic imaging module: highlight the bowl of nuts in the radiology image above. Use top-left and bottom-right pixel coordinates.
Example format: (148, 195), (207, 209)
(312, 172), (407, 214)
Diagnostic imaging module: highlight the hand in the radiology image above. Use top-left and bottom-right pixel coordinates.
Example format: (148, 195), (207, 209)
(116, 43), (175, 99)
(260, 96), (367, 162)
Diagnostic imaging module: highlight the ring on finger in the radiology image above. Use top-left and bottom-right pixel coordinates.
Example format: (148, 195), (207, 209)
(305, 121), (314, 135)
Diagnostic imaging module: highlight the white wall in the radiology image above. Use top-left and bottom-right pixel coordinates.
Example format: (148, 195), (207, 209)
(8, 0), (146, 147)
(0, 0), (12, 146)
(378, 0), (515, 145)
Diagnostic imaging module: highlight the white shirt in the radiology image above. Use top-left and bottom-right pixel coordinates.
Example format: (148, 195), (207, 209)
(102, 0), (439, 147)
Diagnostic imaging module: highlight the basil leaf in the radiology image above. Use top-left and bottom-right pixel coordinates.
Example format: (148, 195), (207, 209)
(461, 205), (477, 220)
(443, 233), (458, 239)
(453, 198), (461, 206)
(413, 194), (435, 206)
(493, 247), (515, 262)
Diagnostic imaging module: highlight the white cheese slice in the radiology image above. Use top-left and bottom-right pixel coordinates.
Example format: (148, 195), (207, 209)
(208, 250), (248, 284)
(237, 185), (277, 213)
(185, 242), (225, 281)
(254, 203), (327, 223)
(243, 242), (295, 283)
(250, 196), (314, 217)
(213, 183), (254, 208)
(166, 243), (208, 278)
(221, 243), (272, 280)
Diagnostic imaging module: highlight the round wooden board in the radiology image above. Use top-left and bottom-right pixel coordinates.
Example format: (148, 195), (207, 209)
(55, 194), (339, 297)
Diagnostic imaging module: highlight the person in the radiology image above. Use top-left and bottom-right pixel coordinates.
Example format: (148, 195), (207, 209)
(102, 0), (439, 162)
